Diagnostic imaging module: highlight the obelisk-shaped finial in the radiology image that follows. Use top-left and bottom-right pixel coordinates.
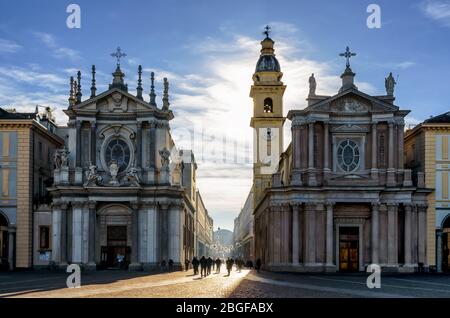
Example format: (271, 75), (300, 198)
(162, 77), (170, 110)
(76, 70), (82, 104)
(68, 76), (76, 108)
(137, 65), (143, 100)
(149, 72), (157, 106)
(90, 65), (96, 98)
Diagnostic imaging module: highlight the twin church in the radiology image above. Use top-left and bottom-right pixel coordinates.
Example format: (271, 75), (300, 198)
(250, 33), (431, 272)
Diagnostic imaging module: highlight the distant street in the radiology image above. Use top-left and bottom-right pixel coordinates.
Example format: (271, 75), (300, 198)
(1, 268), (450, 298)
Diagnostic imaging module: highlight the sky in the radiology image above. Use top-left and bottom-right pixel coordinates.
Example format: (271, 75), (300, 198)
(0, 0), (449, 230)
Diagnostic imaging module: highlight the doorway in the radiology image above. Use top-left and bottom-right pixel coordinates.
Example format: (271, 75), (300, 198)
(101, 226), (130, 269)
(0, 214), (9, 271)
(339, 227), (359, 272)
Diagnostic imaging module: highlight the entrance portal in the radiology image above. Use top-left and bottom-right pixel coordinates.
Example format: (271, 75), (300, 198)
(443, 217), (450, 272)
(0, 214), (8, 271)
(339, 227), (359, 272)
(101, 226), (130, 269)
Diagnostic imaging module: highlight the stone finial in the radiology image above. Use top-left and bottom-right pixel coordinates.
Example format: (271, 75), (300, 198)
(309, 73), (316, 96)
(76, 70), (82, 104)
(68, 76), (76, 108)
(162, 77), (170, 110)
(385, 72), (397, 96)
(149, 72), (157, 106)
(90, 65), (96, 98)
(136, 65), (143, 100)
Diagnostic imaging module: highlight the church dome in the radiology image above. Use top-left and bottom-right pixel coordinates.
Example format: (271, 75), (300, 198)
(255, 55), (280, 72)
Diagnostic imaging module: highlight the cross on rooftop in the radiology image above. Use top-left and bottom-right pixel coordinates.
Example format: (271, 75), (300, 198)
(339, 46), (356, 68)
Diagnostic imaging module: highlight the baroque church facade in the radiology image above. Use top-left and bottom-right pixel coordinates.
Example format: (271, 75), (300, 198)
(251, 34), (431, 272)
(42, 51), (208, 271)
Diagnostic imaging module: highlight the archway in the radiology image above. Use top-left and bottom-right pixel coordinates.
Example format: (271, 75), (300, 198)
(442, 215), (450, 272)
(97, 204), (132, 269)
(0, 213), (9, 270)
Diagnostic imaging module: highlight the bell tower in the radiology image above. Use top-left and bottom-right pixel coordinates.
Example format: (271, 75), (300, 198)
(250, 26), (286, 207)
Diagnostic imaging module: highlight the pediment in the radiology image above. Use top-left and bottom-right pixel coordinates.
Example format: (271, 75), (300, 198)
(72, 88), (159, 114)
(305, 89), (399, 114)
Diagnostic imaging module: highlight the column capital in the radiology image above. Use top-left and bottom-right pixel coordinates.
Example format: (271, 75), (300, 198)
(75, 120), (82, 128)
(71, 201), (84, 209)
(325, 201), (335, 208)
(371, 202), (380, 210)
(88, 200), (96, 210)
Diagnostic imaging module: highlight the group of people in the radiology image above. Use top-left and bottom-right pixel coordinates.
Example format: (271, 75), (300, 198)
(189, 256), (223, 277)
(185, 256), (263, 277)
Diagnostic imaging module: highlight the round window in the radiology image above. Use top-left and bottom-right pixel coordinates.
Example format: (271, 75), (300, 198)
(105, 138), (131, 172)
(337, 139), (360, 172)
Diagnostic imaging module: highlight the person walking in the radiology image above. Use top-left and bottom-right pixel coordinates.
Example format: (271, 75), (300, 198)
(207, 257), (213, 276)
(200, 256), (207, 278)
(226, 258), (233, 276)
(185, 259), (190, 271)
(192, 256), (199, 275)
(215, 258), (222, 273)
(256, 258), (261, 273)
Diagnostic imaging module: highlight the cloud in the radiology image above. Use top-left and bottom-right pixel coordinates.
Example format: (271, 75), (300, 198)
(421, 0), (450, 26)
(0, 38), (21, 53)
(33, 32), (81, 60)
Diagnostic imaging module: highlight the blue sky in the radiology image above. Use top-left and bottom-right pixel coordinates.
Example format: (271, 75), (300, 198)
(0, 0), (449, 230)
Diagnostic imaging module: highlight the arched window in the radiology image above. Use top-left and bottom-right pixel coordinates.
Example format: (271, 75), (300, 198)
(264, 98), (273, 113)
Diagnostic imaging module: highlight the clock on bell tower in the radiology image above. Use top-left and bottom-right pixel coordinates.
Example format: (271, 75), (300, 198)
(250, 26), (286, 207)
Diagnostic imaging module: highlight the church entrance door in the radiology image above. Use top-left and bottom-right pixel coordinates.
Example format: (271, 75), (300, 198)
(339, 227), (359, 272)
(103, 226), (130, 269)
(0, 213), (9, 271)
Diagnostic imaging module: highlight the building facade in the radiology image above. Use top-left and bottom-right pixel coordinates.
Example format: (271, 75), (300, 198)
(251, 34), (430, 272)
(405, 112), (450, 272)
(195, 191), (213, 257)
(233, 190), (254, 261)
(0, 107), (63, 270)
(43, 58), (211, 271)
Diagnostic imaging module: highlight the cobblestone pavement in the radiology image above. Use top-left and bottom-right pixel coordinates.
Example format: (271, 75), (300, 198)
(1, 268), (450, 298)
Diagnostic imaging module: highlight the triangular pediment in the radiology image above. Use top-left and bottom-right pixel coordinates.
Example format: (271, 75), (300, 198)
(305, 88), (399, 113)
(70, 88), (161, 113)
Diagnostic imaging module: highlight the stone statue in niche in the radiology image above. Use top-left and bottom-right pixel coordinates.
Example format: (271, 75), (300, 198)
(125, 166), (140, 186)
(53, 149), (62, 169)
(59, 147), (69, 168)
(159, 147), (171, 170)
(109, 160), (119, 185)
(84, 162), (103, 186)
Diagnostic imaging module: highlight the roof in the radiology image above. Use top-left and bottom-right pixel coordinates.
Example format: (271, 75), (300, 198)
(255, 55), (280, 72)
(0, 107), (36, 120)
(424, 111), (450, 124)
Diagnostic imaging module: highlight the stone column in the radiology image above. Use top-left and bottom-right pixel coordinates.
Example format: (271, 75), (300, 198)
(90, 121), (96, 164)
(137, 122), (142, 169)
(290, 126), (302, 186)
(397, 123), (405, 169)
(387, 203), (398, 265)
(387, 122), (396, 186)
(159, 204), (169, 262)
(326, 203), (334, 266)
(307, 122), (317, 186)
(437, 230), (443, 273)
(292, 204), (299, 265)
(51, 204), (62, 263)
(147, 122), (156, 184)
(371, 203), (380, 264)
(323, 122), (330, 182)
(75, 120), (81, 167)
(168, 204), (182, 265)
(87, 201), (96, 268)
(71, 202), (83, 263)
(371, 122), (378, 179)
(404, 204), (412, 266)
(129, 203), (140, 270)
(60, 204), (68, 265)
(146, 203), (159, 266)
(418, 204), (427, 265)
(7, 227), (15, 270)
(304, 204), (316, 265)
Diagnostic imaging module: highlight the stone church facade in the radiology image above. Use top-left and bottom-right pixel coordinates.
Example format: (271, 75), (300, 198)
(251, 35), (431, 272)
(45, 55), (206, 271)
